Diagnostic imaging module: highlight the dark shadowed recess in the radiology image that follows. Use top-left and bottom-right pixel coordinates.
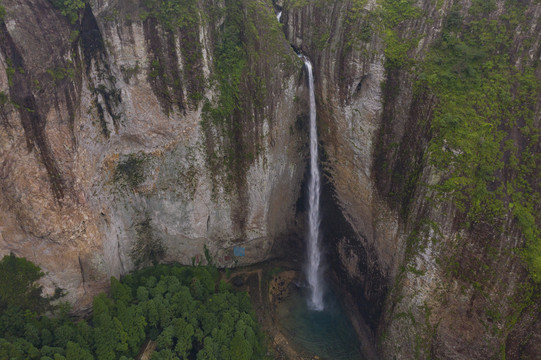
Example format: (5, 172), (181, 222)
(319, 155), (386, 359)
(373, 69), (434, 220)
(319, 153), (388, 331)
(278, 138), (383, 359)
(80, 4), (105, 73)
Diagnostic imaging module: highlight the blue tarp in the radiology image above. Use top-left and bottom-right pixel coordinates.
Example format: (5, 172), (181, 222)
(234, 247), (245, 256)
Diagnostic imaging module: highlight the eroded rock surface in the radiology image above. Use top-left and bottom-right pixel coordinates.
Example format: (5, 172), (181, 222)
(0, 0), (306, 309)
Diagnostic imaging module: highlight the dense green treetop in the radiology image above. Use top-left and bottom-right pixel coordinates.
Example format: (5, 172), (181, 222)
(0, 256), (267, 360)
(0, 254), (50, 313)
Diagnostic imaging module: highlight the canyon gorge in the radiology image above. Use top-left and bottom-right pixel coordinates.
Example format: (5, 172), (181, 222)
(1, 0), (540, 358)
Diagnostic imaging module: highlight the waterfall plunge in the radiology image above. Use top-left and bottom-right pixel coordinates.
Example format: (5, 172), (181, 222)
(303, 57), (324, 311)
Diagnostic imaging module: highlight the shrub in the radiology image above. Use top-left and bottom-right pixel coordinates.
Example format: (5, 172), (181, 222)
(50, 0), (85, 24)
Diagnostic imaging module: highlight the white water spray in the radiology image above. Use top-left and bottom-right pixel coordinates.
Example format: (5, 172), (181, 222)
(277, 11), (282, 22)
(303, 57), (324, 311)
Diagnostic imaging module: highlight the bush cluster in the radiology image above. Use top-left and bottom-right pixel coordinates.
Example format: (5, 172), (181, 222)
(50, 0), (85, 24)
(418, 1), (541, 280)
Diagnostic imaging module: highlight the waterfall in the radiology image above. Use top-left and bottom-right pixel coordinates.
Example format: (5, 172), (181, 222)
(277, 11), (282, 22)
(303, 57), (324, 311)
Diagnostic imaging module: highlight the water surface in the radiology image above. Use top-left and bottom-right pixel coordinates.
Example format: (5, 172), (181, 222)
(276, 288), (364, 360)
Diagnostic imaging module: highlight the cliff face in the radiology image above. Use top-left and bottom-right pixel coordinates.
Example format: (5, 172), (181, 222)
(0, 0), (306, 308)
(283, 0), (541, 358)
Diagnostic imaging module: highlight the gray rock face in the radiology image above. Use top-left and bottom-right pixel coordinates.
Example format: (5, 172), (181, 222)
(0, 0), (306, 309)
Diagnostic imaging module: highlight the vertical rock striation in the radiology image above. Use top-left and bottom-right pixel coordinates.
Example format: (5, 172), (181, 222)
(0, 0), (307, 309)
(283, 0), (540, 358)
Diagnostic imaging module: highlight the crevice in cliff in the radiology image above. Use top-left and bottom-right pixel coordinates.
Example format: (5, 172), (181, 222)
(117, 238), (126, 274)
(78, 255), (87, 295)
(80, 4), (106, 74)
(178, 5), (206, 110)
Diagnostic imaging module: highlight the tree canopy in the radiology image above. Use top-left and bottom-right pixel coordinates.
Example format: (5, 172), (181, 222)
(0, 253), (48, 313)
(0, 256), (268, 360)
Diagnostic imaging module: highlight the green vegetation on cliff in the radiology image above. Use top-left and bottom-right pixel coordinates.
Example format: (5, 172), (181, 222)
(203, 0), (248, 127)
(137, 0), (206, 112)
(0, 255), (267, 360)
(141, 0), (199, 31)
(418, 1), (541, 281)
(201, 0), (289, 192)
(379, 0), (541, 281)
(0, 1), (5, 22)
(114, 153), (148, 190)
(50, 0), (86, 24)
(380, 0), (422, 69)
